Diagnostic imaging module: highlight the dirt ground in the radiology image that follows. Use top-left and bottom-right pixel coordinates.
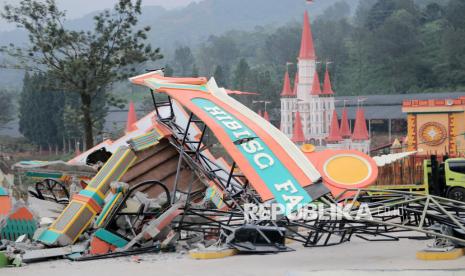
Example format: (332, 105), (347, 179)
(5, 238), (465, 276)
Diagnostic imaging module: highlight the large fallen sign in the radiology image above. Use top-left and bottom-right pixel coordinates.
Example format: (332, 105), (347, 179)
(7, 71), (465, 264)
(129, 71), (378, 202)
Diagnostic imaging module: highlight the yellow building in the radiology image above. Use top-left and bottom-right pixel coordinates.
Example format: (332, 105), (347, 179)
(402, 97), (465, 155)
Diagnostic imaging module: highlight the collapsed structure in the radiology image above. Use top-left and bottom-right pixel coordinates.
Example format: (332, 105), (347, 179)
(1, 71), (465, 265)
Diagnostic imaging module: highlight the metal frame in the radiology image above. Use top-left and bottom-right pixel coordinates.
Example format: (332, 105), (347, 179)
(147, 92), (268, 243)
(99, 180), (173, 246)
(280, 189), (465, 247)
(150, 93), (257, 208)
(33, 178), (70, 204)
(147, 88), (465, 249)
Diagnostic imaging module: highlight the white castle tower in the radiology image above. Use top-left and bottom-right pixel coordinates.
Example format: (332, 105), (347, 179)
(280, 69), (296, 137)
(279, 11), (370, 153)
(280, 11), (335, 146)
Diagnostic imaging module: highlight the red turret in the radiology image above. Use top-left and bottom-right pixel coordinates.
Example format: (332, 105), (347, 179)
(299, 11), (316, 60)
(263, 110), (270, 122)
(75, 144), (81, 157)
(292, 111), (305, 143)
(322, 68), (334, 95)
(326, 110), (342, 142)
(352, 108), (369, 141)
(292, 73), (299, 96)
(280, 70), (293, 97)
(125, 100), (138, 133)
(310, 71), (321, 95)
(340, 107), (351, 138)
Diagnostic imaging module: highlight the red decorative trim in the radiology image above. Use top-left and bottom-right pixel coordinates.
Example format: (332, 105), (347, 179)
(413, 114), (417, 151)
(448, 113), (457, 155)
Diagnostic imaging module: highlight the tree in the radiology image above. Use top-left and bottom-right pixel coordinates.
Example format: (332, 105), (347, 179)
(374, 9), (420, 93)
(319, 1), (352, 22)
(213, 65), (226, 87)
(208, 36), (239, 69)
(248, 66), (278, 108)
(164, 64), (174, 77)
(18, 72), (65, 148)
(191, 64), (199, 78)
(440, 0), (465, 89)
(364, 0), (417, 30)
(422, 3), (444, 23)
(1, 0), (162, 149)
(313, 16), (352, 91)
(173, 46), (195, 76)
(259, 24), (301, 68)
(444, 0), (465, 29)
(336, 0), (424, 94)
(232, 58), (251, 91)
(197, 35), (238, 76)
(0, 89), (14, 128)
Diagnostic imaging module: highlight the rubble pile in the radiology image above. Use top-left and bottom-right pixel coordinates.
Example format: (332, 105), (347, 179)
(2, 73), (465, 267)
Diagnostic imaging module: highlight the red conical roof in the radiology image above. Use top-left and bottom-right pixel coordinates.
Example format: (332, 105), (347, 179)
(299, 11), (316, 60)
(292, 111), (305, 143)
(75, 144), (81, 157)
(292, 73), (299, 96)
(327, 110), (342, 142)
(340, 107), (351, 138)
(352, 108), (369, 141)
(263, 110), (270, 122)
(310, 71), (321, 95)
(322, 68), (334, 95)
(280, 70), (293, 97)
(125, 100), (138, 133)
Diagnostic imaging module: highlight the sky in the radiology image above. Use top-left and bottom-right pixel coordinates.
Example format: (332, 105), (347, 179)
(0, 0), (201, 31)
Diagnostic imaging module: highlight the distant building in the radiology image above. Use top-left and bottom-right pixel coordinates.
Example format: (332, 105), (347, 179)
(403, 96), (465, 156)
(280, 11), (370, 153)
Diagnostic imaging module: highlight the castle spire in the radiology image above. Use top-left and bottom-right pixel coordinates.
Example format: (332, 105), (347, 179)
(352, 108), (369, 141)
(258, 109), (263, 117)
(292, 111), (305, 143)
(280, 70), (293, 96)
(263, 110), (270, 122)
(322, 67), (334, 95)
(299, 11), (316, 60)
(125, 100), (138, 133)
(310, 70), (321, 95)
(340, 107), (351, 138)
(292, 73), (299, 96)
(326, 110), (342, 142)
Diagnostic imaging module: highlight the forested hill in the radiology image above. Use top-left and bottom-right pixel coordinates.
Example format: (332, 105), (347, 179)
(1, 0), (464, 98)
(0, 0), (355, 47)
(164, 0), (465, 103)
(137, 0), (358, 49)
(0, 0), (357, 89)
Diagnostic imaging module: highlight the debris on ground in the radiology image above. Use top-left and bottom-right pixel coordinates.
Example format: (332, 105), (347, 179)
(2, 73), (465, 269)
